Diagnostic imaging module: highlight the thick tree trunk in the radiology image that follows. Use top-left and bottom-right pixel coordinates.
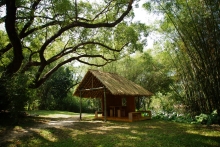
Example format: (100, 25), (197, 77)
(4, 0), (23, 77)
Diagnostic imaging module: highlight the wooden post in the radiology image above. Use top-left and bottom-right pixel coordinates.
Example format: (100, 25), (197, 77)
(104, 87), (107, 122)
(137, 97), (140, 111)
(78, 87), (105, 121)
(80, 90), (82, 120)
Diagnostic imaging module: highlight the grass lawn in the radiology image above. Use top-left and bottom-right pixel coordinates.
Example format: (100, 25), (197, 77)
(0, 110), (220, 147)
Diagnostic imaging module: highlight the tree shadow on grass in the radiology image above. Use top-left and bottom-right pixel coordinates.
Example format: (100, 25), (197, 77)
(129, 120), (220, 147)
(1, 117), (220, 147)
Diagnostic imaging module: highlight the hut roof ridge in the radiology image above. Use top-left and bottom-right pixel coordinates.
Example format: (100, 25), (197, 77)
(74, 69), (153, 98)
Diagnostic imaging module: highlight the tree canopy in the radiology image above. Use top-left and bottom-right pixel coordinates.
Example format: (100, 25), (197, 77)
(0, 0), (152, 114)
(0, 0), (146, 88)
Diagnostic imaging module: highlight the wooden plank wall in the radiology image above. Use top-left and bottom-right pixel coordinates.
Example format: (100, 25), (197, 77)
(126, 96), (136, 116)
(101, 95), (136, 117)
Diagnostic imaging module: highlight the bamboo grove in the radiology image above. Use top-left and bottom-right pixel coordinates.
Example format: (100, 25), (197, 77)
(146, 0), (220, 117)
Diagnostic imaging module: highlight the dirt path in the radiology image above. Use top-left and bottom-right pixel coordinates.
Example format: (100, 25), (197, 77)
(0, 114), (82, 144)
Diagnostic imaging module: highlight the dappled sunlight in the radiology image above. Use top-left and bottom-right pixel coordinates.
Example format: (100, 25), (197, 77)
(31, 128), (58, 142)
(48, 120), (75, 126)
(0, 126), (29, 143)
(96, 125), (130, 130)
(186, 129), (220, 137)
(1, 113), (220, 147)
(130, 129), (138, 134)
(127, 135), (141, 141)
(37, 114), (76, 118)
(27, 110), (78, 118)
(59, 126), (87, 137)
(13, 126), (28, 133)
(87, 125), (130, 134)
(184, 129), (220, 146)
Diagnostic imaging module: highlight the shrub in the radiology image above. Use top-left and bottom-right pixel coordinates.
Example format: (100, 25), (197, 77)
(153, 110), (220, 125)
(194, 110), (220, 125)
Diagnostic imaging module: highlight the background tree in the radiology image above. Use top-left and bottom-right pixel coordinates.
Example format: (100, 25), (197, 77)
(144, 0), (220, 120)
(37, 66), (79, 110)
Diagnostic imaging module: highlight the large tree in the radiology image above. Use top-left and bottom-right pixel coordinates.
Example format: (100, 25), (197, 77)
(0, 0), (148, 113)
(0, 0), (142, 88)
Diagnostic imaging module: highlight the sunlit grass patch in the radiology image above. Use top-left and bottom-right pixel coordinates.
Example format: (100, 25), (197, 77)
(37, 128), (58, 142)
(26, 110), (77, 118)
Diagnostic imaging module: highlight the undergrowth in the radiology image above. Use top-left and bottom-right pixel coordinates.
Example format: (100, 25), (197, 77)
(153, 110), (220, 125)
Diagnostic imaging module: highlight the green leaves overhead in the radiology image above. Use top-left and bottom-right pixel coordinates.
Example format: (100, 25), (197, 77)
(53, 0), (73, 14)
(0, 0), (143, 89)
(114, 22), (149, 54)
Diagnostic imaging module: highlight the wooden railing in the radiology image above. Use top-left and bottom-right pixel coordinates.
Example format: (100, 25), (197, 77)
(128, 110), (152, 122)
(95, 111), (103, 118)
(137, 110), (152, 118)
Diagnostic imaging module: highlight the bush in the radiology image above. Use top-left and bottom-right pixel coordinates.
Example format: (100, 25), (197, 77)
(153, 110), (220, 125)
(194, 110), (220, 125)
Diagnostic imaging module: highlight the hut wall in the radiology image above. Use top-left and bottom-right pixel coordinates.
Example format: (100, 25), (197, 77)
(101, 94), (122, 116)
(126, 96), (135, 115)
(101, 95), (136, 117)
(107, 95), (122, 116)
(106, 95), (122, 106)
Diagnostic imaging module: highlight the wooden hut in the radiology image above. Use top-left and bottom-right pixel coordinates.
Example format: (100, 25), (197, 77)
(73, 70), (153, 122)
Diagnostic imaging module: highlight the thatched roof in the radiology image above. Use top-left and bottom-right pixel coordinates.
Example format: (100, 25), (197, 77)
(74, 70), (153, 98)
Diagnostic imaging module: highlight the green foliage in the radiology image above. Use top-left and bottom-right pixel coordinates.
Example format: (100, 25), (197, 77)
(49, 94), (101, 113)
(153, 112), (194, 123)
(100, 51), (174, 95)
(0, 31), (9, 48)
(194, 110), (220, 125)
(143, 2), (152, 11)
(153, 109), (220, 125)
(1, 0), (138, 89)
(5, 75), (31, 111)
(150, 92), (176, 114)
(36, 65), (100, 113)
(53, 0), (73, 14)
(144, 0), (220, 120)
(37, 67), (77, 110)
(0, 72), (36, 123)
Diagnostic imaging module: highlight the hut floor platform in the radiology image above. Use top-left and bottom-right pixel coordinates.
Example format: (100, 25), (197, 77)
(93, 116), (151, 122)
